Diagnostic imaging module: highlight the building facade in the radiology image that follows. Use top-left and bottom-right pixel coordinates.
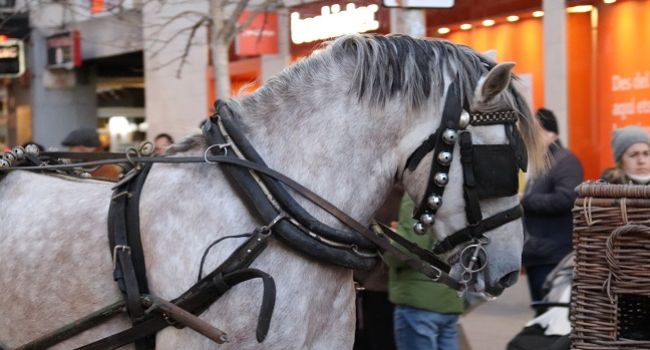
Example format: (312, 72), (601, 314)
(1, 0), (648, 181)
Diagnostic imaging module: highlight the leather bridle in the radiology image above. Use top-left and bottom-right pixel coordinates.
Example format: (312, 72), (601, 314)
(404, 80), (528, 290)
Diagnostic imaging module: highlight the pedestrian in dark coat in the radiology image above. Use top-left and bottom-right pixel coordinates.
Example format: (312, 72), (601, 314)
(521, 108), (583, 303)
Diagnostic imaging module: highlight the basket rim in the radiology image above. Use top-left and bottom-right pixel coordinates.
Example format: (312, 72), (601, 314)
(577, 181), (650, 198)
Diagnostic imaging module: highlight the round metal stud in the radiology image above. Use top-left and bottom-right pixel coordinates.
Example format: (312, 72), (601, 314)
(3, 152), (16, 163)
(12, 146), (25, 160)
(25, 144), (40, 155)
(427, 195), (443, 210)
(434, 172), (449, 187)
(0, 159), (10, 168)
(459, 111), (471, 129)
(437, 151), (452, 166)
(413, 222), (426, 235)
(420, 213), (435, 226)
(441, 129), (457, 145)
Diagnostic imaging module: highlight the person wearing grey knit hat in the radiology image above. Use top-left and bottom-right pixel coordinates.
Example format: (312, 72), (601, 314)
(602, 125), (650, 184)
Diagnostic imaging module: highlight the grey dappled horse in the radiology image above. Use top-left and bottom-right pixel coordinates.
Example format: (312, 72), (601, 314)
(0, 34), (543, 349)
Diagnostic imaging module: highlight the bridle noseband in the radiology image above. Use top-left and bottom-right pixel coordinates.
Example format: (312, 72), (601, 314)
(405, 80), (528, 291)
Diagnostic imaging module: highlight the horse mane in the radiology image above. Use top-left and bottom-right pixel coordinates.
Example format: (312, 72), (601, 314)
(331, 34), (488, 110)
(239, 34), (544, 174)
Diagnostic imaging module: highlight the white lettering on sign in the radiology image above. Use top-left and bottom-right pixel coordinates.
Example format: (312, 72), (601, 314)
(0, 46), (17, 59)
(47, 36), (72, 49)
(240, 29), (276, 38)
(612, 98), (636, 119)
(610, 71), (650, 120)
(291, 3), (379, 44)
(611, 75), (632, 91)
(633, 71), (650, 90)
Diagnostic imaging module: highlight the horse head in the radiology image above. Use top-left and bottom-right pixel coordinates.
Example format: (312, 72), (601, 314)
(391, 40), (544, 297)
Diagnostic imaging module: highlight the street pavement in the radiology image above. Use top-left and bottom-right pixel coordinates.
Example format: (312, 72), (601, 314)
(459, 274), (534, 350)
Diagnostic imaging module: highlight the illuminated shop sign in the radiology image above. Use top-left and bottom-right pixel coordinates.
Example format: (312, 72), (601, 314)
(0, 39), (25, 77)
(291, 3), (379, 44)
(382, 0), (454, 8)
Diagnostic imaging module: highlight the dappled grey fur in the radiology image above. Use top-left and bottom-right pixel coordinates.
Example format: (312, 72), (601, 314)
(0, 34), (543, 349)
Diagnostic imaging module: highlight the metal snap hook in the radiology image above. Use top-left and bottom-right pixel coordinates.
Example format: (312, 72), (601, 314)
(204, 143), (231, 164)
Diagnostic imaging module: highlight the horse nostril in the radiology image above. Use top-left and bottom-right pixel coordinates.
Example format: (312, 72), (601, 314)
(498, 270), (519, 288)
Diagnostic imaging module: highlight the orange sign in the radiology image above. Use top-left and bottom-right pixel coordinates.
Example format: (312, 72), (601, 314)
(236, 11), (278, 56)
(596, 0), (650, 171)
(442, 16), (544, 110)
(91, 0), (104, 14)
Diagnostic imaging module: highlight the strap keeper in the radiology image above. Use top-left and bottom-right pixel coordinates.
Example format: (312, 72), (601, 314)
(212, 273), (231, 295)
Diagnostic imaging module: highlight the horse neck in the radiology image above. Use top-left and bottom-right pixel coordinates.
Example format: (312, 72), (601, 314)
(232, 95), (401, 226)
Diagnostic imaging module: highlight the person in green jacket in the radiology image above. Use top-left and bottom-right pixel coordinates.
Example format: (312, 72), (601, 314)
(388, 194), (465, 350)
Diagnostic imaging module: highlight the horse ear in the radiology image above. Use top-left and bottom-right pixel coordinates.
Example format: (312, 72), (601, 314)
(477, 62), (515, 103)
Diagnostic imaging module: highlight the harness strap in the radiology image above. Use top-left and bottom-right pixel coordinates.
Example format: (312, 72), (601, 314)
(459, 131), (483, 226)
(41, 151), (127, 161)
(125, 165), (152, 295)
(375, 222), (451, 272)
(506, 123), (528, 171)
(108, 189), (143, 318)
(216, 268), (276, 342)
(215, 101), (375, 251)
(107, 163), (154, 350)
(433, 205), (523, 254)
(75, 229), (273, 350)
(13, 301), (126, 350)
(405, 131), (437, 172)
(413, 81), (462, 220)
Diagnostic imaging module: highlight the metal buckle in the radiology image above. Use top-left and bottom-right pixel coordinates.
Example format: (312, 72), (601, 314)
(112, 245), (131, 270)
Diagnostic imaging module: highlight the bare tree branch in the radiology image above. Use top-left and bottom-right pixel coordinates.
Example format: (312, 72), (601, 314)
(174, 16), (207, 78)
(145, 24), (203, 59)
(217, 0), (250, 42)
